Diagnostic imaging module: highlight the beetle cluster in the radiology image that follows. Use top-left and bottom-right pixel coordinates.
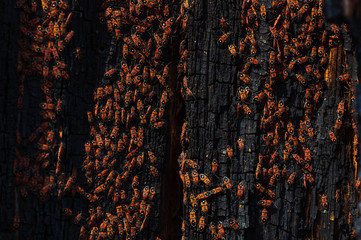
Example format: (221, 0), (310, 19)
(14, 0), (74, 203)
(221, 0), (358, 231)
(180, 121), (246, 238)
(77, 0), (181, 239)
(178, 149), (244, 239)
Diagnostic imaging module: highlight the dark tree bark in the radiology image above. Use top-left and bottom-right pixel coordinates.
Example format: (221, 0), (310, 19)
(0, 1), (20, 239)
(181, 0), (360, 240)
(0, 0), (360, 240)
(1, 0), (109, 239)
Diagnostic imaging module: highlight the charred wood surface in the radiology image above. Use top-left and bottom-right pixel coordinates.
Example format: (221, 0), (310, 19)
(181, 0), (360, 239)
(0, 0), (360, 240)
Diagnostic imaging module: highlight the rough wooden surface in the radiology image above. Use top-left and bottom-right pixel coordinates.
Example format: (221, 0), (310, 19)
(0, 0), (360, 239)
(70, 1), (183, 239)
(181, 0), (360, 239)
(0, 1), (19, 239)
(1, 0), (108, 239)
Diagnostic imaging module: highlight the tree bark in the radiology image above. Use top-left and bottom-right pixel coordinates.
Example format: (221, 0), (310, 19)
(0, 0), (360, 240)
(181, 0), (360, 239)
(1, 0), (108, 239)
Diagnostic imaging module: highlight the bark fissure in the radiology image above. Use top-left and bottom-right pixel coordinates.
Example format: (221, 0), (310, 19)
(160, 36), (185, 240)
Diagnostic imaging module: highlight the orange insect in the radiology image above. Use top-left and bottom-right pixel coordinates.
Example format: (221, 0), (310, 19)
(186, 158), (199, 169)
(329, 130), (337, 142)
(71, 47), (81, 61)
(266, 189), (275, 199)
(338, 72), (350, 84)
(229, 218), (240, 230)
(226, 145), (234, 159)
(293, 154), (305, 165)
(191, 170), (199, 184)
(239, 40), (246, 55)
(269, 174), (276, 187)
(287, 172), (296, 185)
(210, 222), (217, 238)
(200, 200), (209, 213)
(105, 68), (116, 78)
(189, 193), (198, 209)
(281, 166), (287, 179)
(255, 183), (266, 194)
(296, 74), (306, 85)
(211, 159), (218, 174)
(304, 173), (315, 187)
(150, 109), (158, 123)
(183, 172), (191, 188)
(51, 47), (59, 61)
(304, 148), (311, 162)
(242, 104), (252, 116)
(218, 32), (230, 45)
(64, 30), (74, 43)
(237, 181), (244, 198)
(260, 208), (268, 224)
(196, 191), (211, 200)
(73, 213), (83, 225)
(260, 4), (266, 20)
(238, 87), (250, 102)
(228, 44), (237, 56)
(199, 174), (211, 185)
(219, 17), (228, 30)
(248, 57), (259, 65)
(210, 186), (222, 195)
(337, 100), (345, 118)
(160, 90), (168, 106)
(217, 222), (225, 239)
(256, 162), (262, 180)
(79, 226), (87, 239)
(13, 215), (20, 229)
(269, 151), (278, 165)
(222, 176), (232, 190)
(254, 91), (266, 103)
(258, 199), (272, 207)
(153, 121), (165, 129)
(40, 102), (55, 111)
(63, 208), (73, 217)
(147, 151), (157, 164)
(320, 194), (328, 210)
(336, 189), (341, 202)
(313, 90), (322, 104)
(189, 208), (196, 227)
(198, 216), (205, 231)
(334, 118), (342, 131)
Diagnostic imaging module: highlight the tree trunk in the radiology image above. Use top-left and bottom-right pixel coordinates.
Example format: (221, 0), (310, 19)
(0, 0), (360, 240)
(182, 0), (360, 239)
(1, 0), (109, 239)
